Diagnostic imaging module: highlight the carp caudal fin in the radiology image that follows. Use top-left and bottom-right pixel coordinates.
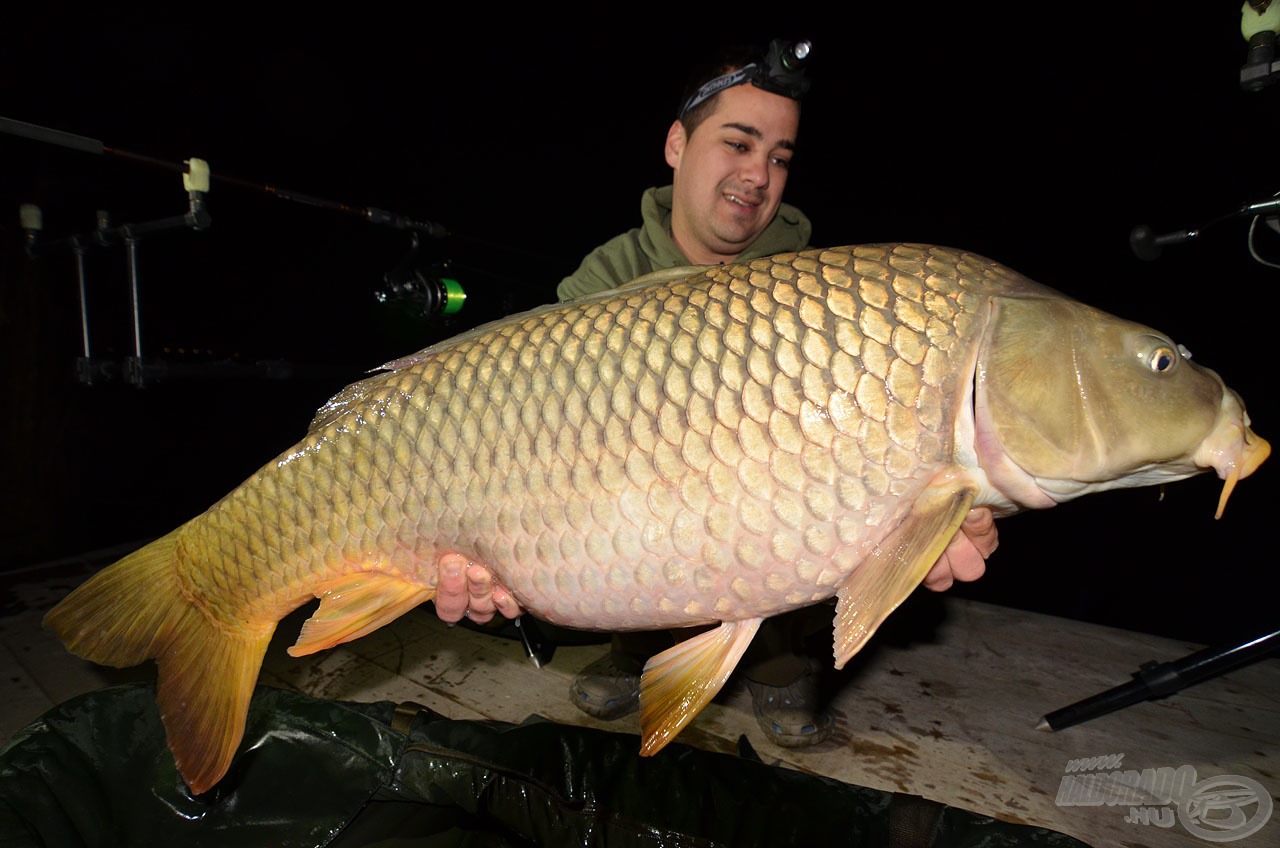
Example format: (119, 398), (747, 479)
(43, 528), (275, 795)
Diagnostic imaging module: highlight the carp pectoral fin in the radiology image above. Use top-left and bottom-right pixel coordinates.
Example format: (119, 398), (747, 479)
(639, 618), (763, 756)
(833, 484), (977, 670)
(288, 572), (435, 657)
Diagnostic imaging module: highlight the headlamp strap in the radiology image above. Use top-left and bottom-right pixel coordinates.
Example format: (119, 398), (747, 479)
(678, 64), (760, 119)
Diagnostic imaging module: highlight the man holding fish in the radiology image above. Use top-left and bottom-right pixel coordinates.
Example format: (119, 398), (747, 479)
(44, 86), (1266, 797)
(431, 39), (1000, 747)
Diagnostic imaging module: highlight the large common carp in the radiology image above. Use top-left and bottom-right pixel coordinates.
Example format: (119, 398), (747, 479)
(45, 244), (1268, 794)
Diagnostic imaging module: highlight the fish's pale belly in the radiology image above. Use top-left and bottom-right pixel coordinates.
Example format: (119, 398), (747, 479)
(217, 379), (929, 631)
(457, 462), (926, 630)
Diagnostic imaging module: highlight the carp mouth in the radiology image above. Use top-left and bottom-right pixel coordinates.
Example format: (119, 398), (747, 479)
(1194, 389), (1271, 519)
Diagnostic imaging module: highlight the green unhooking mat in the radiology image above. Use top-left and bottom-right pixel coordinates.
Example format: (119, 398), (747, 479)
(0, 685), (1090, 847)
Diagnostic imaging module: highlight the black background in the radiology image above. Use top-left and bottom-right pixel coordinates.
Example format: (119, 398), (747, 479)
(2, 8), (1275, 648)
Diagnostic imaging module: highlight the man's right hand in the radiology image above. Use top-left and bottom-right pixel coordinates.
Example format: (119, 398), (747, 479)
(922, 507), (999, 591)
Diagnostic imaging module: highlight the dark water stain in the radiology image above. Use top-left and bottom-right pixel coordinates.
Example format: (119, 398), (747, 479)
(907, 724), (947, 740)
(846, 738), (918, 760)
(916, 679), (957, 699)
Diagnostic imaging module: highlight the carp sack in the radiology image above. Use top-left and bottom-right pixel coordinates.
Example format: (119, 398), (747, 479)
(45, 244), (1269, 794)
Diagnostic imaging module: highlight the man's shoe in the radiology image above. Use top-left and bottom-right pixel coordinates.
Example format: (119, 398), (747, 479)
(746, 666), (835, 748)
(569, 653), (641, 719)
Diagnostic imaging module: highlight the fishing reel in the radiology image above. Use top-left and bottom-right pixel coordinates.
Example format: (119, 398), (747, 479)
(375, 232), (466, 318)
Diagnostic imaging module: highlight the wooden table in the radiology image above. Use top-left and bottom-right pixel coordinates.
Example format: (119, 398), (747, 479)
(4, 568), (1277, 847)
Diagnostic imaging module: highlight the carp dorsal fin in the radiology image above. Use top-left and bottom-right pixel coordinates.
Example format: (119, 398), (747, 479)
(833, 483), (977, 670)
(617, 264), (712, 290)
(638, 617), (762, 755)
(308, 375), (385, 433)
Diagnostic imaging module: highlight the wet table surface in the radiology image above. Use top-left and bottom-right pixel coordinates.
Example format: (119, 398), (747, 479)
(4, 564), (1277, 847)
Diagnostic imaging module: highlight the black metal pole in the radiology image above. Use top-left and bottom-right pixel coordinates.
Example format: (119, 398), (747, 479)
(1038, 628), (1280, 731)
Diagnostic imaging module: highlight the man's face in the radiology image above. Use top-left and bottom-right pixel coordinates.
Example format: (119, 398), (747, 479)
(665, 83), (800, 265)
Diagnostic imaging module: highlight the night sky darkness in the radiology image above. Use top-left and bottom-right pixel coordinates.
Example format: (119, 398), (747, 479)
(2, 9), (1276, 648)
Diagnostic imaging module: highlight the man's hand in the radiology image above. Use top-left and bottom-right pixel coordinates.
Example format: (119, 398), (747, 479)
(433, 553), (523, 624)
(923, 507), (999, 592)
(432, 509), (996, 623)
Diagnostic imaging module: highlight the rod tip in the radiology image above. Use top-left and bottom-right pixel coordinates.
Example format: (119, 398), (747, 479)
(1035, 718), (1053, 732)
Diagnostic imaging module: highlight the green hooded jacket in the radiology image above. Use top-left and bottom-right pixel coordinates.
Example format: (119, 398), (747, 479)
(556, 185), (813, 302)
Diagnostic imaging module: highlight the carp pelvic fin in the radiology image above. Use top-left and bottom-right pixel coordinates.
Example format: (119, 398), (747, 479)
(638, 618), (762, 756)
(833, 484), (977, 670)
(288, 572), (435, 657)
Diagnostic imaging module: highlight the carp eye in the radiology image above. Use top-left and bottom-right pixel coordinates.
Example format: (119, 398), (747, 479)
(1149, 346), (1177, 374)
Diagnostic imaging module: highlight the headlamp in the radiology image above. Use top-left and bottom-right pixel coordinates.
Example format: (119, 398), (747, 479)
(679, 39), (813, 118)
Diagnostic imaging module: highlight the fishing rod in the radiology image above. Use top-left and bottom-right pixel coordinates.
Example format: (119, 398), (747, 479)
(6, 113), (558, 312)
(4, 115), (470, 387)
(1129, 194), (1280, 264)
(1128, 4), (1280, 267)
(1, 116), (449, 238)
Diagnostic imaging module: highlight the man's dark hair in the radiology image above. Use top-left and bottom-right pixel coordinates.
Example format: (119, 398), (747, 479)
(676, 44), (766, 137)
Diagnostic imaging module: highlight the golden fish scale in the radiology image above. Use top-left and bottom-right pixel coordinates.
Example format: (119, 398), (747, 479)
(179, 245), (993, 632)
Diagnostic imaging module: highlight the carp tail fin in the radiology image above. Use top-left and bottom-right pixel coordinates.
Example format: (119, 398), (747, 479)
(43, 527), (275, 795)
(43, 528), (189, 667)
(155, 599), (274, 795)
